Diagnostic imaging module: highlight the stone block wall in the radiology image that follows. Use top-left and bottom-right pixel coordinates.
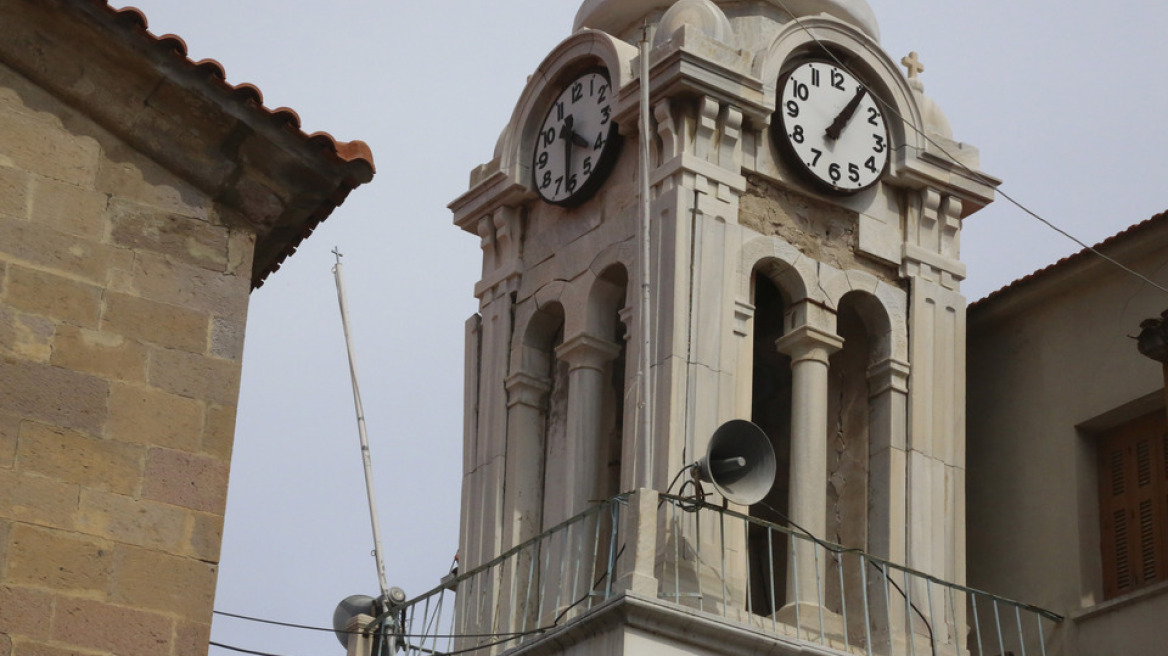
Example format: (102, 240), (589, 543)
(0, 61), (254, 656)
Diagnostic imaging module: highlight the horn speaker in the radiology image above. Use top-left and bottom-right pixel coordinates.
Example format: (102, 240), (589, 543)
(696, 419), (776, 506)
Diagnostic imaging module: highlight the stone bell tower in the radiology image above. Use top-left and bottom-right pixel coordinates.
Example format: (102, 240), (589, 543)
(447, 0), (996, 652)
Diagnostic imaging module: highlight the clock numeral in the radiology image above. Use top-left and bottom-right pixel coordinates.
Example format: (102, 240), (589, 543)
(583, 156), (593, 176)
(828, 163), (841, 183)
(571, 82), (583, 103)
(541, 171), (552, 189)
(556, 102), (564, 121)
(809, 148), (823, 167)
(848, 163), (861, 183)
(831, 69), (845, 90)
(537, 152), (549, 170)
(554, 176), (563, 195)
(791, 125), (805, 144)
(811, 67), (821, 87)
(872, 134), (885, 153)
(600, 106), (611, 125)
(565, 174), (578, 194)
(785, 100), (800, 119)
(598, 84), (608, 102)
(594, 133), (606, 149)
(865, 156), (878, 173)
(543, 127), (557, 147)
(867, 106), (881, 126)
(792, 80), (809, 101)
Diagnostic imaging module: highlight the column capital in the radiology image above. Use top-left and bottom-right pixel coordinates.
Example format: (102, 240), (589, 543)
(775, 324), (843, 365)
(555, 333), (621, 372)
(505, 372), (551, 409)
(868, 358), (911, 396)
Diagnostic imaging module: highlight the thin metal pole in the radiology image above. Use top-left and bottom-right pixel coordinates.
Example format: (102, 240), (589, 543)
(637, 23), (654, 489)
(1015, 605), (1027, 656)
(332, 250), (391, 602)
(972, 594), (985, 656)
(839, 552), (849, 652)
(860, 556), (873, 656)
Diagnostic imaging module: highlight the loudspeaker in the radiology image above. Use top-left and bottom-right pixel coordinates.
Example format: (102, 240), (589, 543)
(696, 419), (776, 506)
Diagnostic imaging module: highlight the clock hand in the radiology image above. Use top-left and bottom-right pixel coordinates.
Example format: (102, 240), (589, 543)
(560, 115), (575, 179)
(571, 132), (589, 148)
(825, 85), (867, 141)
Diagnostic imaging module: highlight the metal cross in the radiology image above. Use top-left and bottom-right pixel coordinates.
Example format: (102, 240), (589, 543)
(901, 51), (925, 80)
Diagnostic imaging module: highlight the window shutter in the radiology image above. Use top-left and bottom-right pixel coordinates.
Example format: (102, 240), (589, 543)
(1099, 412), (1168, 599)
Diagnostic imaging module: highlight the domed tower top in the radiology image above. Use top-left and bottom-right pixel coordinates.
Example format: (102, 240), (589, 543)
(574, 0), (880, 41)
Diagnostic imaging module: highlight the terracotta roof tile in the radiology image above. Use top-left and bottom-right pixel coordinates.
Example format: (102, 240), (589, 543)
(89, 2), (376, 287)
(107, 3), (374, 173)
(971, 209), (1168, 310)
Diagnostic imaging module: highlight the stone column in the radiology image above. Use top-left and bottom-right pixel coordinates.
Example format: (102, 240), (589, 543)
(775, 324), (843, 610)
(549, 333), (620, 622)
(498, 371), (550, 636)
(503, 372), (552, 549)
(555, 334), (622, 519)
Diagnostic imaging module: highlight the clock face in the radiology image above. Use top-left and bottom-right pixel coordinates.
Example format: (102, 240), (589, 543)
(532, 70), (621, 206)
(774, 61), (889, 194)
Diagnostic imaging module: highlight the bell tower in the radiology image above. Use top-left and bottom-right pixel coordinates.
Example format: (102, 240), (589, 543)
(445, 0), (998, 653)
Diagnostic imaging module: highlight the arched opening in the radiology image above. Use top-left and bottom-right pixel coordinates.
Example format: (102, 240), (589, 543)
(748, 272), (794, 615)
(590, 265), (629, 503)
(825, 290), (888, 637)
(521, 302), (566, 531)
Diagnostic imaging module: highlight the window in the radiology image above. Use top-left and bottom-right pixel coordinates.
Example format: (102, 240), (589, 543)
(1098, 410), (1168, 599)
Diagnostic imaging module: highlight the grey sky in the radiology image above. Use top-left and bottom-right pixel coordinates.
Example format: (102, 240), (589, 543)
(114, 2), (1168, 655)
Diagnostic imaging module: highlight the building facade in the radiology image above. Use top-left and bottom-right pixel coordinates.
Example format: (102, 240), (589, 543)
(0, 2), (373, 655)
(967, 212), (1168, 654)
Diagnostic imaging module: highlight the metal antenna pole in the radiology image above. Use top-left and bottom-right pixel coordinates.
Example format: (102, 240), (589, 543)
(332, 248), (391, 603)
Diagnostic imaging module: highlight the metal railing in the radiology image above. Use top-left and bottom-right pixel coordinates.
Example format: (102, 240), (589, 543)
(655, 494), (1063, 656)
(371, 495), (629, 656)
(370, 491), (1062, 656)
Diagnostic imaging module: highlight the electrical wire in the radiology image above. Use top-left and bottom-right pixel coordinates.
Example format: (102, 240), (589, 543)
(756, 500), (938, 656)
(770, 0), (1168, 298)
(210, 641), (283, 656)
(213, 608), (546, 640)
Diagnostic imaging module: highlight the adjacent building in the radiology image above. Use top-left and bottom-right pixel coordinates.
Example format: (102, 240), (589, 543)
(968, 211), (1168, 654)
(0, 1), (373, 654)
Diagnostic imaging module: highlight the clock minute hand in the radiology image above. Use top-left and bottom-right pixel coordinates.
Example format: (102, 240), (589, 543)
(560, 115), (575, 177)
(825, 85), (867, 141)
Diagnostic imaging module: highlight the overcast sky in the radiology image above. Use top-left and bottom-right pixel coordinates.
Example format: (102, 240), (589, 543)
(114, 2), (1168, 655)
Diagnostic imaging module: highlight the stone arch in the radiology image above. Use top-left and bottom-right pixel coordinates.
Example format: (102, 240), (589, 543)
(754, 16), (926, 163)
(818, 268), (907, 363)
(740, 234), (815, 307)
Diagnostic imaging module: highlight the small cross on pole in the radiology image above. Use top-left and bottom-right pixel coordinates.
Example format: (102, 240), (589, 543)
(901, 51), (925, 80)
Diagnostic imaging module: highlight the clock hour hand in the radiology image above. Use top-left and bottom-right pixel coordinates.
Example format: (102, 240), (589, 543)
(570, 132), (589, 148)
(825, 85), (867, 141)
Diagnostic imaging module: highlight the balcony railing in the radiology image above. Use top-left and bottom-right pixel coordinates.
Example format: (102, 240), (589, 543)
(368, 490), (1062, 656)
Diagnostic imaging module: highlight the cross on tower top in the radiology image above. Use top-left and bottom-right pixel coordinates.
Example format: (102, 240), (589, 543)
(901, 51), (925, 80)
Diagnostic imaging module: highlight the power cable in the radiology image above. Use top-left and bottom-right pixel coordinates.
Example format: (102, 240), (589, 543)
(210, 641), (283, 656)
(756, 500), (937, 656)
(770, 0), (1168, 297)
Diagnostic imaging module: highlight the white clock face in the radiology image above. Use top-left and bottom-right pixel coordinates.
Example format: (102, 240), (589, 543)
(775, 61), (889, 194)
(532, 70), (620, 206)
